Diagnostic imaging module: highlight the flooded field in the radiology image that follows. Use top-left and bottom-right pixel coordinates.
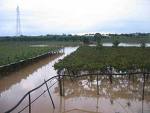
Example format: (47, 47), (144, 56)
(60, 75), (150, 113)
(0, 47), (77, 113)
(90, 43), (150, 47)
(0, 47), (150, 113)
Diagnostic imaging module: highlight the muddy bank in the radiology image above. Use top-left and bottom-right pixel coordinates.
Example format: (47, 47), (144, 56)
(0, 51), (63, 77)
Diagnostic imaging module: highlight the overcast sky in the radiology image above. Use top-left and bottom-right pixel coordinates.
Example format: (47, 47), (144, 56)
(0, 0), (150, 36)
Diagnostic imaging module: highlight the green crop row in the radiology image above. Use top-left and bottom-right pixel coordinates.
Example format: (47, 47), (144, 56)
(54, 46), (150, 72)
(0, 41), (65, 66)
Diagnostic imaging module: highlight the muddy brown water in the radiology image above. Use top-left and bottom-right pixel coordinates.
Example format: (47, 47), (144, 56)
(0, 47), (150, 113)
(0, 47), (77, 113)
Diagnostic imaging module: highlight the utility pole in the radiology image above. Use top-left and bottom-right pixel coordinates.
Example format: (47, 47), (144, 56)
(16, 5), (21, 36)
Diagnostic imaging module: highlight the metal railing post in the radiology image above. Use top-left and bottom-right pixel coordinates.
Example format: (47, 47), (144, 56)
(62, 76), (65, 96)
(97, 75), (99, 95)
(142, 73), (145, 113)
(28, 93), (31, 113)
(58, 74), (63, 96)
(44, 80), (55, 109)
(142, 73), (145, 101)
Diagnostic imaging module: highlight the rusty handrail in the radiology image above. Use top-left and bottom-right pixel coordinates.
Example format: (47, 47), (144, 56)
(5, 75), (60, 113)
(4, 72), (149, 113)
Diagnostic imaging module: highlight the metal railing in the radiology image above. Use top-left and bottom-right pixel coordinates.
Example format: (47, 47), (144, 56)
(5, 75), (61, 113)
(4, 72), (149, 113)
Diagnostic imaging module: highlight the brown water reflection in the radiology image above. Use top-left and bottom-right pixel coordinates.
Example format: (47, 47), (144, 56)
(8, 74), (150, 113)
(0, 47), (78, 113)
(51, 75), (150, 113)
(0, 47), (150, 113)
(0, 54), (61, 92)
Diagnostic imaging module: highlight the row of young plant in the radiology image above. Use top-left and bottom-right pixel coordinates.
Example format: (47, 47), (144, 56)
(0, 42), (61, 66)
(54, 46), (150, 73)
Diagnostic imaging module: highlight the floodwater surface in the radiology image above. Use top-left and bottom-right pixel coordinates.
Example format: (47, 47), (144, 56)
(90, 43), (150, 47)
(0, 47), (150, 113)
(0, 47), (77, 113)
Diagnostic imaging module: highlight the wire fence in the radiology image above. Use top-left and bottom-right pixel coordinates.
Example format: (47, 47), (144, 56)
(4, 72), (149, 113)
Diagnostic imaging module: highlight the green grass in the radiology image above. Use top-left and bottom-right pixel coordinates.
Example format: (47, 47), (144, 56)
(54, 46), (150, 72)
(0, 41), (80, 66)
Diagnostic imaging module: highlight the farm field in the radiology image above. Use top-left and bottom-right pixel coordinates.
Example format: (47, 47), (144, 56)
(0, 41), (80, 66)
(1, 0), (150, 112)
(1, 46), (150, 113)
(55, 46), (150, 72)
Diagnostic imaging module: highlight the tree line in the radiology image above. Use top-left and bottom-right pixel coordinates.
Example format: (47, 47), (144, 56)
(0, 33), (150, 43)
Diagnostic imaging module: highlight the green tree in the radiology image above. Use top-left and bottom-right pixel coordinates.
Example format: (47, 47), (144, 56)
(83, 37), (90, 45)
(140, 42), (146, 48)
(94, 33), (102, 47)
(113, 40), (120, 47)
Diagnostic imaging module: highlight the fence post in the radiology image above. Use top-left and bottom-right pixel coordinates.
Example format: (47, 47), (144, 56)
(58, 74), (63, 96)
(109, 74), (112, 84)
(142, 73), (145, 101)
(28, 93), (31, 113)
(44, 80), (55, 109)
(129, 74), (131, 81)
(132, 74), (134, 83)
(142, 73), (145, 113)
(97, 75), (99, 95)
(62, 76), (65, 96)
(146, 73), (149, 80)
